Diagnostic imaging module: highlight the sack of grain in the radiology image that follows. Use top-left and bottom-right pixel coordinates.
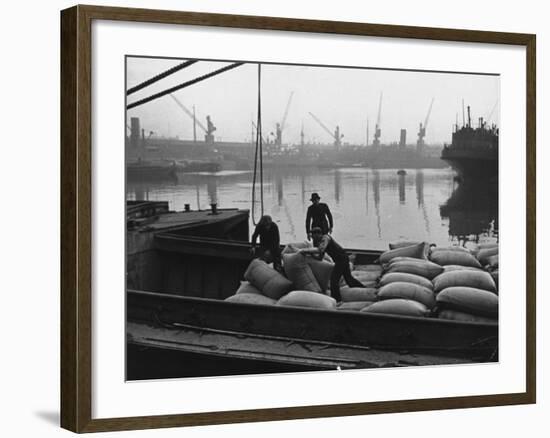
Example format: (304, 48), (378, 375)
(385, 260), (444, 280)
(389, 241), (430, 257)
(477, 247), (499, 265)
(478, 242), (499, 250)
(236, 281), (262, 295)
(305, 257), (334, 293)
(282, 241), (312, 255)
(378, 272), (434, 290)
(443, 265), (483, 273)
(430, 245), (471, 254)
(385, 256), (432, 266)
(436, 286), (498, 317)
(438, 309), (497, 324)
(340, 287), (378, 302)
(225, 293), (276, 305)
(361, 299), (429, 317)
(485, 254), (499, 270)
(353, 264), (384, 274)
(378, 242), (427, 264)
(283, 253), (322, 293)
(432, 270), (496, 294)
(277, 290), (337, 309)
(429, 250), (482, 268)
(244, 259), (293, 300)
(337, 301), (375, 311)
(283, 242), (333, 262)
(352, 270), (382, 283)
(377, 282), (435, 309)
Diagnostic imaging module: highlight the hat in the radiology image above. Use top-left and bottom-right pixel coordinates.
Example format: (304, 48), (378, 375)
(310, 192), (320, 201)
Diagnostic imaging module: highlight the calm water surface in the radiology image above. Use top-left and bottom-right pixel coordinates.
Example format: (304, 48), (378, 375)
(127, 167), (498, 250)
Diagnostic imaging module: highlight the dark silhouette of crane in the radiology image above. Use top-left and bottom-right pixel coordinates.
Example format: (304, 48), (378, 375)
(417, 97), (434, 152)
(169, 93), (216, 144)
(274, 91), (294, 150)
(308, 112), (343, 150)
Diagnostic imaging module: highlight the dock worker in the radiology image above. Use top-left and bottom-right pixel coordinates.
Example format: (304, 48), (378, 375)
(299, 227), (364, 302)
(251, 215), (282, 271)
(305, 192), (333, 240)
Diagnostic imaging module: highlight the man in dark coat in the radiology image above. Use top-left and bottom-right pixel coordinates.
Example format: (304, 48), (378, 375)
(299, 227), (363, 301)
(305, 193), (333, 240)
(251, 215), (282, 271)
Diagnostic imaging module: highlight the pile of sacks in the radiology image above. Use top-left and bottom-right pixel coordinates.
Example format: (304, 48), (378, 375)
(225, 239), (499, 324)
(225, 241), (339, 310)
(356, 240), (498, 322)
(361, 241), (437, 317)
(430, 242), (498, 323)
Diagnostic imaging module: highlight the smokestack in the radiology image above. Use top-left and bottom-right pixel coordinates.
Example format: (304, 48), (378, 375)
(399, 129), (407, 149)
(130, 117), (140, 149)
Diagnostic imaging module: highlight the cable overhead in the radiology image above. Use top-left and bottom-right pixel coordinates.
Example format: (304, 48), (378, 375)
(251, 64), (264, 225)
(127, 62), (245, 110)
(126, 60), (198, 96)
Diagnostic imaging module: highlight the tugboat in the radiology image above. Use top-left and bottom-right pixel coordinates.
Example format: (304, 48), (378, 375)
(441, 106), (498, 181)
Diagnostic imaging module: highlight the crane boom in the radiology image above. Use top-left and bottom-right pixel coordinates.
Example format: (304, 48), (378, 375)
(424, 98), (435, 130)
(376, 92), (383, 127)
(169, 94), (208, 133)
(308, 112), (335, 140)
(280, 91), (294, 132)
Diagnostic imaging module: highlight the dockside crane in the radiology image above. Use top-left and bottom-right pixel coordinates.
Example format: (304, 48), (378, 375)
(274, 91), (295, 150)
(372, 92), (383, 149)
(169, 93), (216, 143)
(308, 112), (343, 150)
(417, 97), (434, 152)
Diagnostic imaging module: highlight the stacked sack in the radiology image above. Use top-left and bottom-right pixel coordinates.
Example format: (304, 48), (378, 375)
(277, 252), (338, 309)
(337, 263), (381, 311)
(363, 241), (436, 317)
(224, 259), (293, 305)
(429, 243), (498, 323)
(475, 242), (499, 289)
(335, 254), (382, 311)
(225, 244), (338, 310)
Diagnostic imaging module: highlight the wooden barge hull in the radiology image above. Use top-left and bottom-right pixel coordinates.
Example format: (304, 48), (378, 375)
(127, 289), (498, 360)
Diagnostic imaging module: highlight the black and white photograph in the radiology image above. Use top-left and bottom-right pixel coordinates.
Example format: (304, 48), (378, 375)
(125, 56), (500, 381)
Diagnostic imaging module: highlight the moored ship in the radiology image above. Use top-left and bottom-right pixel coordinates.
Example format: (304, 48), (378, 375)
(441, 107), (498, 180)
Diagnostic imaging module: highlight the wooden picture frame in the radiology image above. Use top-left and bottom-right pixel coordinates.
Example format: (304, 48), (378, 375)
(60, 4), (536, 433)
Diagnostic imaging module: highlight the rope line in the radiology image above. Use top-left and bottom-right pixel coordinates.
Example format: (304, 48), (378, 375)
(127, 62), (245, 110)
(251, 64), (264, 225)
(126, 60), (198, 96)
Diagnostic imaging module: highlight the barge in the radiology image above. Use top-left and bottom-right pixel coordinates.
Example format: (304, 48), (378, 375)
(126, 204), (498, 380)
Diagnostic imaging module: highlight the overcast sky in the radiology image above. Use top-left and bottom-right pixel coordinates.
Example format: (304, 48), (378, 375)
(126, 57), (499, 145)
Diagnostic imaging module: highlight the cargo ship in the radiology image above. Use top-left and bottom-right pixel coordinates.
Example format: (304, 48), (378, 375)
(441, 107), (498, 180)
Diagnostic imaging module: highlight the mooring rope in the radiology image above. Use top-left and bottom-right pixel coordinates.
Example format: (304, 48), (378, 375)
(251, 63), (264, 226)
(126, 60), (198, 96)
(127, 62), (245, 110)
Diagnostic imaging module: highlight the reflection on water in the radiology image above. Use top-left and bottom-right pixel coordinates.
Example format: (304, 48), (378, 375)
(126, 167), (498, 250)
(398, 174), (406, 204)
(440, 179), (498, 244)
